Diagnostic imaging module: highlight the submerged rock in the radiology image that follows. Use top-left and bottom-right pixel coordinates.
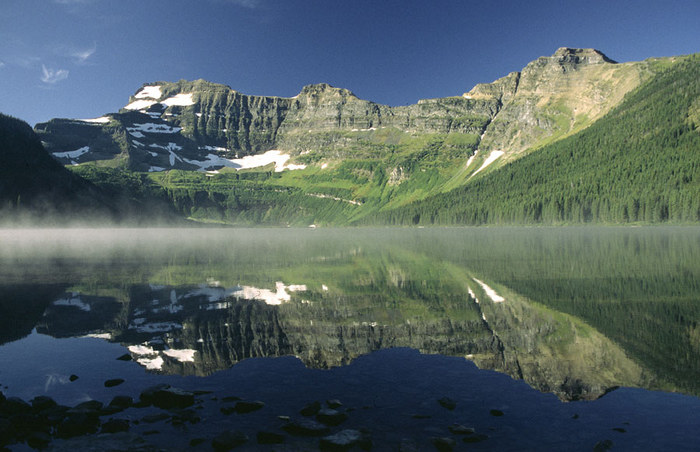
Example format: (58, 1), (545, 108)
(139, 384), (195, 409)
(101, 418), (130, 434)
(326, 399), (343, 409)
(171, 408), (201, 425)
(26, 431), (51, 449)
(69, 400), (103, 416)
(316, 408), (348, 426)
(56, 412), (101, 438)
(30, 395), (58, 412)
(437, 397), (456, 410)
(282, 418), (330, 437)
(399, 438), (419, 452)
(0, 397), (31, 416)
(257, 430), (285, 444)
(141, 413), (171, 424)
(107, 395), (133, 411)
(212, 430), (248, 450)
(47, 432), (155, 451)
(594, 439), (614, 451)
(300, 400), (322, 416)
(320, 429), (371, 451)
(432, 436), (456, 451)
(233, 400), (265, 414)
(463, 433), (489, 443)
(448, 423), (475, 435)
(104, 378), (125, 388)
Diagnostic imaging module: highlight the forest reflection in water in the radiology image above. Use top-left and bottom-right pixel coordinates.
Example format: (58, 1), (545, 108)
(0, 226), (698, 402)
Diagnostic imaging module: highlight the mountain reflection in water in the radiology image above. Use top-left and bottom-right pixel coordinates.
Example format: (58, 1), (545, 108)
(0, 227), (698, 402)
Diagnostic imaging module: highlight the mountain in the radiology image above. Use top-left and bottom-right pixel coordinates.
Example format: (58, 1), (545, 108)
(35, 48), (643, 174)
(31, 48), (700, 225)
(371, 53), (700, 225)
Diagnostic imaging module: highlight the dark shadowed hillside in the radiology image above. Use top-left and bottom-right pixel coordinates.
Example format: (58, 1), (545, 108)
(0, 113), (179, 225)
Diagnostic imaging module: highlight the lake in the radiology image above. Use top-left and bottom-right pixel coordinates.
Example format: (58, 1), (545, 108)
(0, 227), (699, 450)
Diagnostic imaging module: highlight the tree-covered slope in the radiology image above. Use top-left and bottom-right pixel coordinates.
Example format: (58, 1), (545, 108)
(0, 113), (116, 222)
(368, 54), (700, 225)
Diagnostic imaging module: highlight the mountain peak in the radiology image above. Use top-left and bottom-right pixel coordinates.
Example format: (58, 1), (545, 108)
(552, 47), (617, 65)
(298, 83), (358, 99)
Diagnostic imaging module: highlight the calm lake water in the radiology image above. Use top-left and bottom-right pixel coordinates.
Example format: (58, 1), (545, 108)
(0, 227), (699, 450)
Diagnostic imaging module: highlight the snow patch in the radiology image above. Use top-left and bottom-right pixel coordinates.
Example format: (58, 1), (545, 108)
(184, 286), (237, 303)
(82, 332), (112, 339)
(470, 150), (504, 178)
(472, 278), (505, 303)
(52, 295), (90, 311)
(163, 349), (196, 362)
(127, 123), (181, 134)
(199, 145), (230, 152)
(468, 286), (479, 304)
(183, 149), (305, 172)
(148, 166), (166, 172)
(203, 282), (309, 307)
(53, 146), (90, 159)
(124, 99), (158, 111)
(150, 142), (182, 151)
(135, 85), (162, 99)
(169, 151), (181, 166)
(77, 116), (110, 124)
(162, 93), (194, 107)
(132, 322), (183, 333)
(465, 150), (478, 168)
(128, 344), (155, 355)
(138, 356), (164, 370)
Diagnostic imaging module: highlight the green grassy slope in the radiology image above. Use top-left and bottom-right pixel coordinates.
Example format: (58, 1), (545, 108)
(73, 129), (481, 225)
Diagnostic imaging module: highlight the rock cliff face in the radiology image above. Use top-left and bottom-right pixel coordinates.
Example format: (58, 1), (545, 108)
(469, 48), (648, 160)
(35, 48), (647, 175)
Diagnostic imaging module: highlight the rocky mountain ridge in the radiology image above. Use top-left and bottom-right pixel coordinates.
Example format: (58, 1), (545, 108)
(35, 48), (650, 176)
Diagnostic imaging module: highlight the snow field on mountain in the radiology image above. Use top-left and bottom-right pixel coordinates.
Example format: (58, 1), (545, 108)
(470, 150), (504, 177)
(183, 149), (306, 172)
(53, 146), (90, 159)
(135, 85), (162, 99)
(161, 93), (195, 107)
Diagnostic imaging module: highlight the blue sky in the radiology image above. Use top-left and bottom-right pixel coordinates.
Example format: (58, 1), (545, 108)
(1, 0), (699, 126)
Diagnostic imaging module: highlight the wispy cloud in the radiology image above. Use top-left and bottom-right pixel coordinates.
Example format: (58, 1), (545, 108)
(71, 42), (97, 64)
(0, 60), (5, 69)
(41, 64), (69, 84)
